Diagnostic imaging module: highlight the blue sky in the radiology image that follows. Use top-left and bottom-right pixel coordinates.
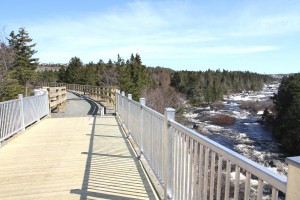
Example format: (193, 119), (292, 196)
(1, 0), (299, 74)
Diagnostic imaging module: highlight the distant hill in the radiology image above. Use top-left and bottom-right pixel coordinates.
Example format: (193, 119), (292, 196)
(37, 63), (67, 72)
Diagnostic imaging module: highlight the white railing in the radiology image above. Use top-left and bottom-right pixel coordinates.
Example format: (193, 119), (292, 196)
(0, 92), (49, 142)
(116, 91), (289, 200)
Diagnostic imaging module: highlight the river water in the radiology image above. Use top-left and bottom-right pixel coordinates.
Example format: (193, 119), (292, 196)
(184, 83), (288, 174)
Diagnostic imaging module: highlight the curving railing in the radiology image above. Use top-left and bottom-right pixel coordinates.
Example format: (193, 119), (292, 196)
(116, 90), (289, 200)
(40, 83), (117, 110)
(0, 92), (49, 143)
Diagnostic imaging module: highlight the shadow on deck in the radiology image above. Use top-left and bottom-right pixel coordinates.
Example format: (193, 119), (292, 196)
(70, 116), (157, 200)
(0, 115), (156, 200)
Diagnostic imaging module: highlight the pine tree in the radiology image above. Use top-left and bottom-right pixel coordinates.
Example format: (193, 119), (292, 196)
(117, 59), (132, 93)
(58, 66), (66, 82)
(82, 62), (97, 85)
(116, 54), (149, 100)
(273, 74), (300, 155)
(65, 57), (83, 83)
(128, 54), (148, 99)
(8, 27), (39, 96)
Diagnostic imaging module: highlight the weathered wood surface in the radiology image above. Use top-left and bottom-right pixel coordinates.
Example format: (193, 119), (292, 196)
(0, 116), (157, 200)
(47, 86), (67, 111)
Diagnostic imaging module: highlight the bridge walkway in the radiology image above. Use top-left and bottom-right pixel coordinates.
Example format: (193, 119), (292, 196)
(0, 116), (157, 200)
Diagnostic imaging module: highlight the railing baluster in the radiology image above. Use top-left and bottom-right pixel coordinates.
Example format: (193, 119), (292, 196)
(244, 171), (251, 200)
(177, 131), (182, 200)
(216, 156), (223, 200)
(188, 138), (193, 200)
(174, 129), (179, 200)
(184, 136), (190, 199)
(271, 187), (278, 200)
(0, 104), (4, 137)
(210, 151), (216, 200)
(203, 147), (209, 200)
(4, 103), (8, 136)
(150, 113), (154, 171)
(198, 144), (204, 200)
(234, 165), (240, 200)
(257, 179), (263, 200)
(158, 117), (161, 177)
(7, 102), (13, 135)
(225, 160), (231, 200)
(192, 141), (198, 200)
(180, 132), (185, 200)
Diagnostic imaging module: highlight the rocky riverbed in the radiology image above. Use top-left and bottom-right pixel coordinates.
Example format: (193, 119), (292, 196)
(183, 82), (288, 176)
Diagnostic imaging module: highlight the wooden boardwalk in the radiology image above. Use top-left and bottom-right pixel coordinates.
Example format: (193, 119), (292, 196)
(0, 116), (157, 200)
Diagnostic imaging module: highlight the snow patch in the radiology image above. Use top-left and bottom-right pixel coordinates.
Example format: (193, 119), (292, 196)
(183, 112), (198, 119)
(257, 110), (264, 115)
(230, 172), (246, 181)
(206, 124), (224, 132)
(34, 88), (47, 96)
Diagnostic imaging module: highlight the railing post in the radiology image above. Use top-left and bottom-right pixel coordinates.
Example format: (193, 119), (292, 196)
(139, 98), (146, 155)
(163, 107), (175, 199)
(18, 94), (25, 132)
(115, 90), (119, 114)
(45, 90), (51, 117)
(286, 156), (300, 200)
(113, 87), (117, 110)
(121, 91), (125, 121)
(127, 94), (132, 134)
(36, 96), (41, 122)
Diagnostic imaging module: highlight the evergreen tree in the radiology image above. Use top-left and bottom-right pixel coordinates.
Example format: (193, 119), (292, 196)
(8, 27), (38, 96)
(0, 77), (24, 101)
(65, 57), (83, 83)
(37, 70), (59, 83)
(273, 74), (300, 155)
(81, 62), (97, 85)
(58, 66), (66, 82)
(119, 54), (148, 99)
(117, 59), (132, 93)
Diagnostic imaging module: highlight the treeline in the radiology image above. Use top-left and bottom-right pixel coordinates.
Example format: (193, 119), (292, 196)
(40, 54), (156, 100)
(39, 59), (272, 110)
(170, 70), (272, 105)
(40, 62), (272, 107)
(273, 73), (300, 155)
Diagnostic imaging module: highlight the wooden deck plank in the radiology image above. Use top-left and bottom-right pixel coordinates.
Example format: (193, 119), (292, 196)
(0, 116), (157, 200)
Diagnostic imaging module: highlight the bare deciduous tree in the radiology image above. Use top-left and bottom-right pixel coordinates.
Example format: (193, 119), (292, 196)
(99, 66), (118, 86)
(142, 85), (184, 114)
(0, 28), (16, 98)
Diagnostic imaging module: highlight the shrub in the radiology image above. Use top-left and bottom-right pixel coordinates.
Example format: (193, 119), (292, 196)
(240, 99), (274, 113)
(211, 101), (225, 110)
(209, 114), (236, 125)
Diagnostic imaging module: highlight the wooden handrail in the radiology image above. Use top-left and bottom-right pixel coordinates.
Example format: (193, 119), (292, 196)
(45, 86), (67, 112)
(40, 83), (117, 110)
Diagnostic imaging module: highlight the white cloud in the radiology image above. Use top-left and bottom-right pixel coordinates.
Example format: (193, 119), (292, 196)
(20, 0), (291, 65)
(27, 1), (222, 63)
